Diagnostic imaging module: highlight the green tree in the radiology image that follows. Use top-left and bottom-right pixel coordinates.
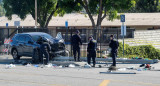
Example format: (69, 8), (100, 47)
(0, 0), (5, 17)
(3, 0), (81, 28)
(3, 0), (59, 28)
(136, 0), (160, 12)
(63, 0), (135, 38)
(126, 0), (160, 12)
(0, 5), (4, 16)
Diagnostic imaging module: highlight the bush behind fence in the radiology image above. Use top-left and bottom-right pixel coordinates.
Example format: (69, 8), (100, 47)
(118, 42), (160, 59)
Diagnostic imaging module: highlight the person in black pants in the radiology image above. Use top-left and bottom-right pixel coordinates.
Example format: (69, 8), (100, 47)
(87, 36), (97, 67)
(37, 37), (51, 64)
(71, 30), (82, 61)
(109, 35), (119, 70)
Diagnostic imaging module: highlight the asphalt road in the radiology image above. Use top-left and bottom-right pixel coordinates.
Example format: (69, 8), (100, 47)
(0, 55), (160, 86)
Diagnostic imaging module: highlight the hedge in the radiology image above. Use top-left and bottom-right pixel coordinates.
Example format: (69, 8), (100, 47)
(118, 42), (160, 59)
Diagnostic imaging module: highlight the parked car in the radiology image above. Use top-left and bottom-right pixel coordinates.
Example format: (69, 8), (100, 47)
(10, 32), (68, 62)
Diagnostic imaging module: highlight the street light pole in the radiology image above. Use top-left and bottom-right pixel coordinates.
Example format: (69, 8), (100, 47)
(35, 0), (37, 28)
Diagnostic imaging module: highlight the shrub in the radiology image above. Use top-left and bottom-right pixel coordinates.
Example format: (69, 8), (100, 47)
(118, 42), (160, 59)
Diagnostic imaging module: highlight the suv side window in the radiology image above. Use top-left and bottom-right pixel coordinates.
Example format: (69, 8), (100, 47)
(25, 36), (32, 43)
(18, 35), (25, 43)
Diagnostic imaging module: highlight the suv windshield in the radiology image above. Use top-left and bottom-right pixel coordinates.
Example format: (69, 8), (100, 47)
(31, 34), (53, 42)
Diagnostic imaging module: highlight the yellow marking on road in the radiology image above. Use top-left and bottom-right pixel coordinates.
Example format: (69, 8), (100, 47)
(110, 79), (160, 86)
(99, 80), (110, 86)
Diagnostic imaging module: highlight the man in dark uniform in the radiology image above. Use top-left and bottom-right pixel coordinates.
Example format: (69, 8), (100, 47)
(87, 36), (97, 67)
(37, 37), (51, 64)
(71, 30), (82, 61)
(109, 35), (119, 70)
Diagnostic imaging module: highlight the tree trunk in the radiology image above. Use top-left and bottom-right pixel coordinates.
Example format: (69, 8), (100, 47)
(95, 0), (103, 40)
(78, 0), (107, 40)
(78, 0), (96, 37)
(44, 4), (58, 28)
(97, 0), (103, 27)
(44, 10), (56, 28)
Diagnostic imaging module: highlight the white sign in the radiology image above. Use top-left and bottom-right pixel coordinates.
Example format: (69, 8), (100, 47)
(14, 21), (20, 27)
(121, 25), (126, 36)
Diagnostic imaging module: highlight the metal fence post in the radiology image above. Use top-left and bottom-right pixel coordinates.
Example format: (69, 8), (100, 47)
(17, 28), (18, 34)
(100, 29), (102, 58)
(70, 28), (72, 57)
(117, 28), (119, 40)
(8, 28), (9, 38)
(65, 27), (67, 44)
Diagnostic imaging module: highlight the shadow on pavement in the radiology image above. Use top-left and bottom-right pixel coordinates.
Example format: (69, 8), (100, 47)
(0, 55), (33, 65)
(0, 55), (83, 67)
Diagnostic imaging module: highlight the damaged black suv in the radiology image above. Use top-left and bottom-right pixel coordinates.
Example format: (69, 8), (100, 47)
(10, 32), (67, 62)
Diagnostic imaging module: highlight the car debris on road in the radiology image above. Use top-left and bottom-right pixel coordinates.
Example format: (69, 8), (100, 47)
(5, 64), (16, 69)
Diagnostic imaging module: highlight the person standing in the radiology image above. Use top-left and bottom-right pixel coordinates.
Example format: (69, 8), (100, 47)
(71, 30), (82, 61)
(109, 35), (119, 70)
(87, 36), (97, 67)
(37, 37), (51, 64)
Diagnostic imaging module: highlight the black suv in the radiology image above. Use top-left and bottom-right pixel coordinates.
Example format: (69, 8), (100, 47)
(10, 32), (67, 62)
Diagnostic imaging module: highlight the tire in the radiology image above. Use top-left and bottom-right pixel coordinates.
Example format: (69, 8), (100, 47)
(12, 49), (20, 60)
(32, 49), (40, 63)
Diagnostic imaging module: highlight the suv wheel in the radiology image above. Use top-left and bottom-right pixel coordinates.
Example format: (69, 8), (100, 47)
(32, 49), (40, 63)
(12, 49), (20, 60)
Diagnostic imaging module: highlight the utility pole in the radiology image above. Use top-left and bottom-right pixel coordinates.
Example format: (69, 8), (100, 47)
(35, 0), (37, 28)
